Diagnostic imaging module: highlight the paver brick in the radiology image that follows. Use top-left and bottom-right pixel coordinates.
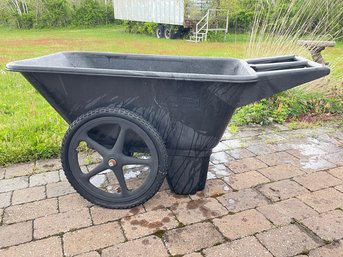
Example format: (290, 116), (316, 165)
(210, 151), (234, 164)
(287, 146), (326, 159)
(90, 205), (144, 225)
(159, 179), (170, 191)
(163, 222), (224, 256)
(47, 181), (75, 198)
(309, 240), (343, 257)
(0, 168), (5, 179)
(256, 224), (322, 257)
(12, 186), (46, 205)
(121, 208), (178, 240)
(293, 171), (342, 191)
(0, 236), (63, 257)
(226, 157), (267, 173)
(247, 144), (277, 155)
(3, 198), (58, 224)
(183, 253), (203, 257)
(257, 198), (317, 226)
(74, 252), (100, 257)
(235, 127), (262, 138)
(259, 180), (309, 202)
(4, 163), (34, 179)
(316, 140), (342, 153)
(297, 188), (343, 213)
(229, 170), (270, 190)
(336, 184), (343, 193)
(30, 171), (60, 187)
(102, 235), (169, 257)
(34, 208), (92, 239)
(212, 142), (230, 152)
(302, 210), (343, 241)
(328, 166), (343, 180)
(143, 190), (190, 211)
(226, 148), (256, 159)
(222, 139), (243, 149)
(190, 179), (231, 199)
(0, 221), (32, 248)
(208, 164), (231, 178)
(171, 198), (228, 225)
(324, 152), (343, 166)
(258, 164), (304, 181)
(203, 236), (273, 257)
(63, 222), (125, 256)
(58, 193), (92, 213)
(299, 158), (336, 172)
(59, 170), (68, 182)
(0, 192), (11, 208)
(213, 209), (272, 240)
(256, 152), (299, 167)
(258, 133), (285, 142)
(217, 188), (268, 213)
(0, 176), (28, 193)
(33, 158), (62, 173)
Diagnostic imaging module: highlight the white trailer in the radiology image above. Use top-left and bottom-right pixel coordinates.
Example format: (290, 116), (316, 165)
(113, 0), (228, 42)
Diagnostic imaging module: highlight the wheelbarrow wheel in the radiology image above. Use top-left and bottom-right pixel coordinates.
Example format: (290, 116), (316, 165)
(61, 107), (168, 209)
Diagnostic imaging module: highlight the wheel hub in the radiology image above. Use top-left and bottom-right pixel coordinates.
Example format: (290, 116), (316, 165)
(108, 159), (117, 167)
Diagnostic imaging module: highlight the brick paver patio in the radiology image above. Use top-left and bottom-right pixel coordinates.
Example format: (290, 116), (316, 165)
(0, 124), (343, 257)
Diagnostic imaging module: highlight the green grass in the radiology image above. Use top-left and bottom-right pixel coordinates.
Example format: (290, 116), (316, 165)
(0, 25), (342, 166)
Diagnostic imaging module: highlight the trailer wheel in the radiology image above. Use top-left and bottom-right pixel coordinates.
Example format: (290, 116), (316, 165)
(61, 107), (168, 209)
(164, 27), (173, 39)
(156, 25), (164, 39)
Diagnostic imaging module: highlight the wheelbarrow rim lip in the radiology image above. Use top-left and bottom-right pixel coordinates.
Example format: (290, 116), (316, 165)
(6, 51), (259, 83)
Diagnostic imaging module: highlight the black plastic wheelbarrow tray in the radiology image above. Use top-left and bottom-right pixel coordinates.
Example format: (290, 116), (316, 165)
(6, 52), (330, 208)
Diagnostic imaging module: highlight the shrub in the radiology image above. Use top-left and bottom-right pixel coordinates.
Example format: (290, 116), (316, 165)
(232, 91), (343, 125)
(37, 0), (71, 28)
(125, 21), (158, 35)
(72, 0), (106, 27)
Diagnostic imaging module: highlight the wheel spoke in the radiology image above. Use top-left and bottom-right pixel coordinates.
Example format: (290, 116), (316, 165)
(82, 133), (108, 156)
(111, 126), (127, 154)
(113, 167), (130, 196)
(121, 156), (151, 166)
(85, 161), (107, 179)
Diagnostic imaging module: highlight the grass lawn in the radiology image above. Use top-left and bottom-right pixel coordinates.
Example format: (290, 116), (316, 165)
(0, 25), (342, 165)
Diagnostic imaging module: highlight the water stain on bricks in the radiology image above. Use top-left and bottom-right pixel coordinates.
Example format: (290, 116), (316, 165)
(186, 199), (218, 217)
(186, 199), (207, 209)
(197, 192), (205, 198)
(130, 216), (171, 229)
(151, 205), (164, 211)
(170, 203), (179, 211)
(129, 207), (140, 215)
(142, 239), (150, 245)
(162, 217), (170, 223)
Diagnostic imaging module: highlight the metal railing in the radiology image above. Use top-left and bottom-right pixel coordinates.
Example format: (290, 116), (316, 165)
(190, 9), (229, 43)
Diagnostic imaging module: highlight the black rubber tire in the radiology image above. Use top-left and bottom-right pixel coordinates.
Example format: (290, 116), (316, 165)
(61, 107), (168, 209)
(156, 25), (164, 39)
(164, 27), (173, 39)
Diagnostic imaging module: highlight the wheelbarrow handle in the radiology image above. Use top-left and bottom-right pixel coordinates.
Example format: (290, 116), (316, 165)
(244, 55), (328, 78)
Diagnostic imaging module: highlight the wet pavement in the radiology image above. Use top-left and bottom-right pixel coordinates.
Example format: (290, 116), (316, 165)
(0, 123), (343, 257)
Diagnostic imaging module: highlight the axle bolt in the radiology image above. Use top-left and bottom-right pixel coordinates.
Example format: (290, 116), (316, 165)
(108, 159), (117, 167)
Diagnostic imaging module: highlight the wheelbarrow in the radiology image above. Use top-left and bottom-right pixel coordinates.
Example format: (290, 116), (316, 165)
(6, 52), (330, 208)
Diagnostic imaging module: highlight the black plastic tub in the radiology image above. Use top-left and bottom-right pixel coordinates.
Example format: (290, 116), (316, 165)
(6, 52), (330, 208)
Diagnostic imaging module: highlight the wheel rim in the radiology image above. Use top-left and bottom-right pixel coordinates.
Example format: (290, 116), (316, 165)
(67, 116), (159, 203)
(165, 29), (171, 39)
